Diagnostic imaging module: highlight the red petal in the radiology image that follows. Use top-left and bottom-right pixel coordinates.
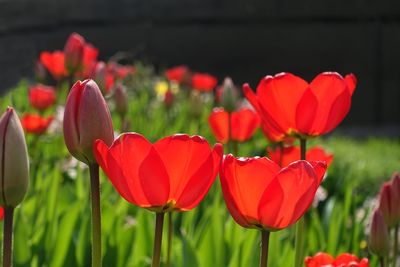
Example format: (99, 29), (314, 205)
(231, 108), (260, 142)
(334, 253), (359, 265)
(155, 134), (213, 203)
(307, 147), (334, 167)
(260, 161), (321, 229)
(344, 73), (357, 95)
(257, 73), (309, 134)
(243, 82), (285, 139)
(220, 155), (280, 226)
(309, 72), (350, 135)
(208, 108), (229, 144)
(93, 138), (135, 204)
(295, 89), (318, 134)
(175, 143), (223, 210)
(108, 133), (169, 207)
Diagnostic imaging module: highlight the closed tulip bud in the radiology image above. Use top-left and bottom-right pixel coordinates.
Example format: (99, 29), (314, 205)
(114, 84), (128, 117)
(94, 62), (107, 94)
(220, 77), (238, 112)
(189, 91), (204, 118)
(379, 181), (400, 227)
(369, 209), (390, 257)
(64, 33), (85, 73)
(63, 79), (114, 164)
(164, 89), (174, 108)
(0, 108), (29, 207)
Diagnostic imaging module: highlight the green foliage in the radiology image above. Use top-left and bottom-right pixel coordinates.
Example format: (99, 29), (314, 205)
(0, 69), (394, 266)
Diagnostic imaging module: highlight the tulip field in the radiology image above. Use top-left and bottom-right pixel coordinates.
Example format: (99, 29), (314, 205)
(0, 33), (399, 267)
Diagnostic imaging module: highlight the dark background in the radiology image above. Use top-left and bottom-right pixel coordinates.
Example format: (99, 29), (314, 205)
(1, 0), (400, 130)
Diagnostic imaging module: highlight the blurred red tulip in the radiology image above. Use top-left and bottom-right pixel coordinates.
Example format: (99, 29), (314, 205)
(107, 62), (135, 80)
(94, 133), (223, 212)
(0, 207), (3, 220)
(64, 33), (85, 73)
(39, 51), (67, 81)
(29, 84), (56, 111)
(21, 114), (53, 135)
(79, 44), (99, 78)
(208, 107), (260, 144)
(243, 72), (357, 139)
(165, 66), (189, 84)
(268, 145), (333, 168)
(220, 155), (326, 230)
(304, 252), (334, 267)
(63, 79), (114, 164)
(305, 252), (369, 267)
(192, 73), (218, 92)
(379, 173), (400, 227)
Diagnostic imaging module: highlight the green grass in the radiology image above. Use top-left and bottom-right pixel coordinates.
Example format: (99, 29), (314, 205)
(0, 67), (395, 266)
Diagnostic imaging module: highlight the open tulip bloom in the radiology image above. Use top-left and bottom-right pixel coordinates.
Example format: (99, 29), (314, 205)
(243, 72), (356, 140)
(94, 133), (222, 266)
(220, 155), (326, 266)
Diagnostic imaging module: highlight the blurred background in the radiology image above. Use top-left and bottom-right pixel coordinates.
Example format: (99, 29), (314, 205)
(1, 0), (400, 129)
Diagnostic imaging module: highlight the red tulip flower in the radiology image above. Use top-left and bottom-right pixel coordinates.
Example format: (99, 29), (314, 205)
(29, 84), (56, 111)
(79, 44), (99, 78)
(39, 51), (67, 81)
(220, 155), (326, 230)
(192, 72), (218, 92)
(21, 114), (53, 135)
(243, 72), (357, 139)
(94, 133), (223, 212)
(0, 207), (3, 221)
(268, 145), (333, 168)
(208, 107), (260, 144)
(64, 33), (85, 73)
(165, 66), (189, 84)
(305, 252), (369, 267)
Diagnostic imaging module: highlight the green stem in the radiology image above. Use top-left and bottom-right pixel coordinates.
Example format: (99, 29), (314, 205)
(300, 138), (307, 160)
(152, 212), (165, 267)
(294, 138), (307, 267)
(278, 142), (284, 167)
(3, 206), (14, 267)
(259, 230), (270, 267)
(89, 164), (102, 267)
(393, 225), (399, 267)
(294, 217), (305, 267)
(166, 212), (173, 267)
(380, 256), (388, 267)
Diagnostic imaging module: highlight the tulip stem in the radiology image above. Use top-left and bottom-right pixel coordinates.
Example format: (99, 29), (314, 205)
(380, 256), (388, 267)
(166, 212), (173, 267)
(2, 206), (14, 267)
(294, 138), (307, 267)
(260, 230), (270, 267)
(300, 138), (306, 160)
(89, 164), (102, 267)
(393, 225), (399, 267)
(152, 212), (165, 267)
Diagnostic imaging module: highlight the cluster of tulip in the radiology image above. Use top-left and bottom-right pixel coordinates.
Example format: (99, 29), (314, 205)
(0, 31), (387, 267)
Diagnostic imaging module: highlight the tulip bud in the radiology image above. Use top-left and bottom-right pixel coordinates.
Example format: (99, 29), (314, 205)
(94, 61), (107, 93)
(64, 33), (85, 73)
(164, 89), (174, 108)
(369, 209), (390, 257)
(35, 61), (47, 83)
(189, 91), (204, 118)
(378, 180), (400, 227)
(220, 77), (238, 112)
(0, 108), (29, 207)
(63, 79), (114, 164)
(114, 84), (128, 117)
